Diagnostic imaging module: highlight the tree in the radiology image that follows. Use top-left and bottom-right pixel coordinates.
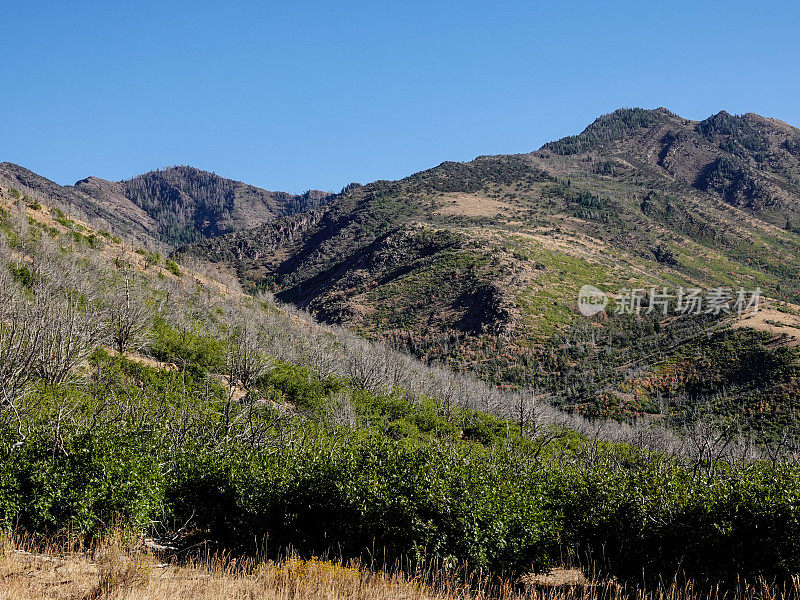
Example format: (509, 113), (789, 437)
(104, 268), (152, 355)
(0, 269), (44, 449)
(34, 287), (105, 384)
(225, 316), (272, 390)
(220, 315), (272, 440)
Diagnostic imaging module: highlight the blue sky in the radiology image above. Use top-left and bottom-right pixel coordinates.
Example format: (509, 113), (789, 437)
(2, 1), (799, 194)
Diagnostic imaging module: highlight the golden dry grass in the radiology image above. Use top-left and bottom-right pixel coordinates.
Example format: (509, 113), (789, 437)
(733, 302), (800, 346)
(2, 539), (468, 600)
(434, 193), (515, 218)
(2, 536), (798, 600)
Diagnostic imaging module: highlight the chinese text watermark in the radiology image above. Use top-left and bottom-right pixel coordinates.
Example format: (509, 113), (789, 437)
(578, 285), (761, 317)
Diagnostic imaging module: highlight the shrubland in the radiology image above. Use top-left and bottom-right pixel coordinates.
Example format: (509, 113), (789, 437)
(2, 199), (800, 593)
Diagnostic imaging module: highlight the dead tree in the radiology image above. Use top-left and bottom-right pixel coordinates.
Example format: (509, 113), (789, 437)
(104, 269), (151, 355)
(0, 271), (45, 449)
(34, 287), (105, 384)
(226, 317), (272, 390)
(220, 316), (273, 440)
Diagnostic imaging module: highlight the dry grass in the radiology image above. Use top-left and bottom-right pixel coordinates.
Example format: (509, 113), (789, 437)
(2, 538), (466, 600)
(733, 301), (800, 346)
(434, 193), (515, 218)
(2, 536), (799, 600)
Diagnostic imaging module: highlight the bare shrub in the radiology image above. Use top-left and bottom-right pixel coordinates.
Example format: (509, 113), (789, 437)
(0, 270), (45, 449)
(326, 390), (359, 428)
(225, 315), (273, 390)
(33, 287), (105, 384)
(104, 268), (152, 355)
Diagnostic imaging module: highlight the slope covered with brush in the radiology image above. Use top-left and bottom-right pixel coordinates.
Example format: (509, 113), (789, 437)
(176, 108), (800, 423)
(3, 192), (800, 586)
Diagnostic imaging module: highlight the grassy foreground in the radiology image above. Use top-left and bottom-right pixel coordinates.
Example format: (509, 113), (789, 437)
(3, 536), (800, 600)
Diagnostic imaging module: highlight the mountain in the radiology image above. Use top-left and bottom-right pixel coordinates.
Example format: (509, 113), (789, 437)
(0, 163), (333, 247)
(4, 179), (800, 587)
(88, 166), (333, 246)
(176, 108), (800, 423)
(179, 108), (800, 330)
(0, 162), (159, 244)
(4, 108), (800, 428)
(544, 108), (800, 223)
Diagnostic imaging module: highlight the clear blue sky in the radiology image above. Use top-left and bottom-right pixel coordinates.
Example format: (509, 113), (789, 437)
(2, 1), (799, 194)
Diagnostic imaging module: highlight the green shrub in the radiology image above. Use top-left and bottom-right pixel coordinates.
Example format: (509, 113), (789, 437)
(166, 431), (557, 575)
(165, 259), (182, 277)
(259, 362), (343, 412)
(97, 229), (122, 244)
(0, 414), (163, 535)
(136, 248), (162, 266)
(3, 323), (800, 583)
(86, 234), (103, 250)
(8, 263), (38, 290)
(149, 318), (225, 373)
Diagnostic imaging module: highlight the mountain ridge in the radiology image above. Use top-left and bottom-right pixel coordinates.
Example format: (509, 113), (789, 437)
(0, 162), (333, 247)
(4, 107), (800, 423)
(171, 107), (800, 420)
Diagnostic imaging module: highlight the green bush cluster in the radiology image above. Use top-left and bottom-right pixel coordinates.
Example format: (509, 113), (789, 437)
(164, 259), (182, 277)
(168, 431), (555, 575)
(2, 347), (800, 583)
(136, 248), (162, 267)
(149, 318), (225, 373)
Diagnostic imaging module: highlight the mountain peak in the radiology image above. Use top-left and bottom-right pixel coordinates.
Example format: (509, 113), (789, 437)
(74, 175), (112, 186)
(543, 107), (679, 155)
(116, 166), (333, 245)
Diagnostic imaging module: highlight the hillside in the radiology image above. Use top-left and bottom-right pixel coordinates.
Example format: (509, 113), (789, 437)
(0, 162), (160, 245)
(4, 109), (800, 428)
(0, 163), (332, 247)
(96, 166), (333, 246)
(175, 108), (800, 425)
(4, 185), (800, 591)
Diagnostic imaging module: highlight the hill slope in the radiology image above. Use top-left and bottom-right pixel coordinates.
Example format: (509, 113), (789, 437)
(0, 162), (160, 244)
(97, 165), (333, 245)
(0, 163), (332, 247)
(176, 108), (800, 422)
(4, 139), (800, 591)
